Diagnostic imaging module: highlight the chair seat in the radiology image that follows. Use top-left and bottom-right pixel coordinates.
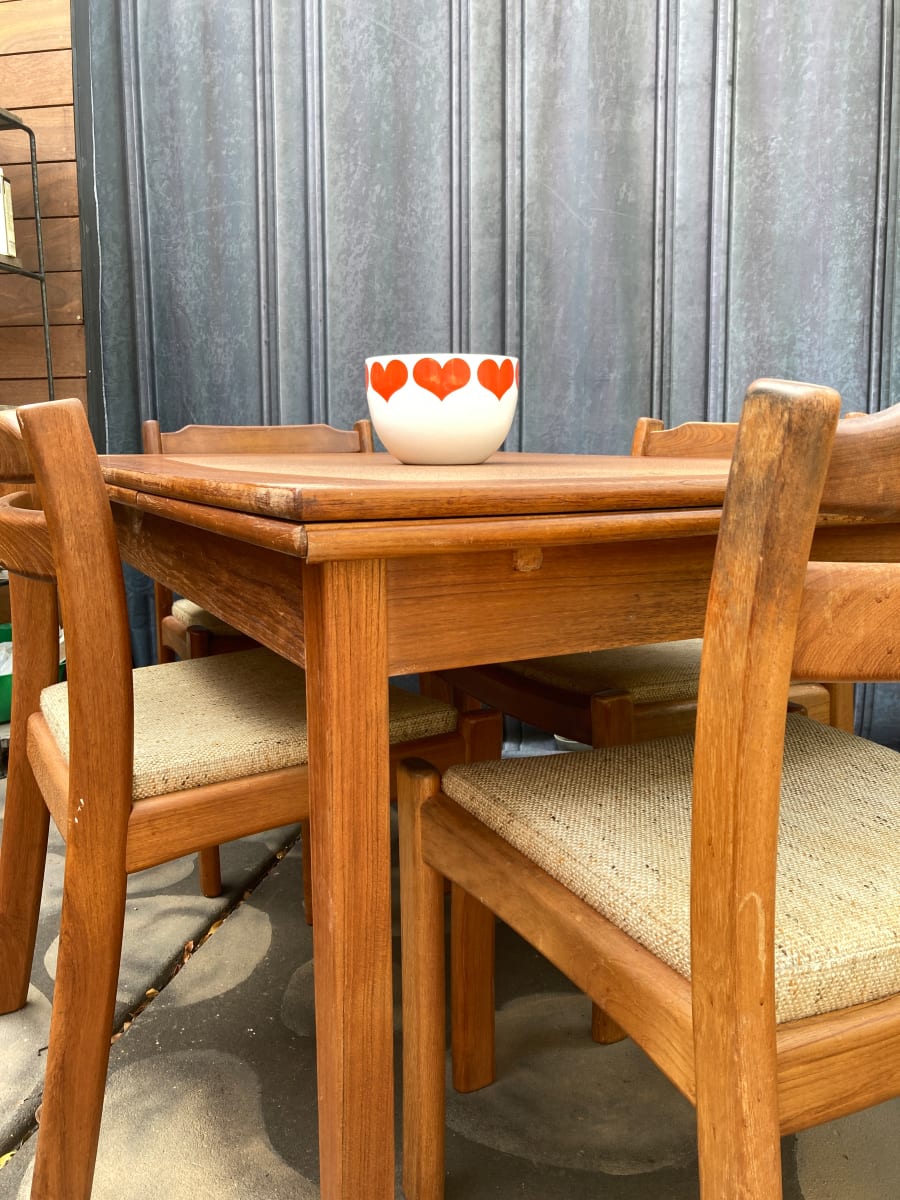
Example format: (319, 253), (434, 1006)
(498, 639), (703, 704)
(170, 597), (240, 636)
(442, 713), (900, 1024)
(40, 648), (459, 801)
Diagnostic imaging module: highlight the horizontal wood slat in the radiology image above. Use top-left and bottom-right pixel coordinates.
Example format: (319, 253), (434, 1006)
(0, 376), (85, 406)
(0, 1), (83, 411)
(11, 216), (80, 272)
(1, 161), (77, 216)
(0, 0), (70, 53)
(0, 49), (73, 107)
(0, 105), (75, 163)
(0, 270), (82, 324)
(0, 322), (83, 376)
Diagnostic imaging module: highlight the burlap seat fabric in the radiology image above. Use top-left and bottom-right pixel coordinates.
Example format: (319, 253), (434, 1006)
(41, 648), (458, 801)
(499, 639), (703, 705)
(442, 714), (900, 1024)
(170, 598), (240, 637)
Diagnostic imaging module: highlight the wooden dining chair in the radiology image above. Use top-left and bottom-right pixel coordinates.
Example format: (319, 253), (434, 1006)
(429, 414), (855, 745)
(0, 398), (501, 1200)
(424, 412), (854, 1047)
(398, 380), (900, 1200)
(141, 417), (375, 898)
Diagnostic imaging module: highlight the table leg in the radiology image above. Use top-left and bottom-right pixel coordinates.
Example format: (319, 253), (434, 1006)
(303, 558), (394, 1199)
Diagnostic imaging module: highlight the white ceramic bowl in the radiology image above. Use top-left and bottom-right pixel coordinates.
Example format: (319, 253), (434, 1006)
(365, 352), (519, 464)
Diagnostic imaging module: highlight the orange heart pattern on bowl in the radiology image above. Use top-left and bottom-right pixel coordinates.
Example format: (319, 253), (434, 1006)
(413, 357), (471, 400)
(477, 357), (515, 400)
(370, 359), (408, 401)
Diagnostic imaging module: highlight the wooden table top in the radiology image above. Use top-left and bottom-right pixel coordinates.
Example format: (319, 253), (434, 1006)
(100, 449), (732, 523)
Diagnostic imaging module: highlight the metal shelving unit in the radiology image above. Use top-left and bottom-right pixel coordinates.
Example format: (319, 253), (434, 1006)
(0, 105), (54, 401)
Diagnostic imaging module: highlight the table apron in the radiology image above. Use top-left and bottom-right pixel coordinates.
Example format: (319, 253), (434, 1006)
(384, 536), (719, 674)
(112, 503), (306, 666)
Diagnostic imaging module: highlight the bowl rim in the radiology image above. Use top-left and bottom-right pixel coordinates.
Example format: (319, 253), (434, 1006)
(365, 351), (518, 365)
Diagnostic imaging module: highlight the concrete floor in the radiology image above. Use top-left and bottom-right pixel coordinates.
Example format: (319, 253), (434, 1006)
(1, 779), (899, 1199)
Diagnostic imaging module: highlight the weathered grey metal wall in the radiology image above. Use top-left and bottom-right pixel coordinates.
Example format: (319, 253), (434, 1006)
(72, 0), (900, 738)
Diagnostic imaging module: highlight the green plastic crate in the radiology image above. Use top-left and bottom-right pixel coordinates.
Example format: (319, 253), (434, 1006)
(0, 622), (66, 724)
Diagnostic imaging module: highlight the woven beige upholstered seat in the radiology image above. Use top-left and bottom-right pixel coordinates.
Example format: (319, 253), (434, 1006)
(39, 647), (459, 802)
(497, 639), (704, 706)
(170, 598), (240, 637)
(443, 713), (900, 1024)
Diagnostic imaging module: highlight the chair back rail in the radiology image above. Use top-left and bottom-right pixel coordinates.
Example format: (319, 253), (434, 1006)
(0, 410), (36, 481)
(142, 418), (375, 455)
(0, 490), (55, 580)
(819, 403), (900, 514)
(636, 402), (900, 516)
(632, 416), (738, 458)
(17, 400), (135, 830)
(141, 416), (375, 671)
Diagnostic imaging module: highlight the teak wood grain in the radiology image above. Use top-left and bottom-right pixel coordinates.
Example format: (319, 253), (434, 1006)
(12, 215), (81, 273)
(0, 104), (75, 162)
(0, 48), (73, 107)
(0, 269), (82, 325)
(101, 450), (732, 522)
(0, 377), (85, 407)
(0, 0), (71, 54)
(0, 323), (83, 377)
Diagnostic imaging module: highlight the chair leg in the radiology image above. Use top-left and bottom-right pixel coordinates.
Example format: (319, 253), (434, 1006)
(450, 882), (496, 1092)
(0, 752), (50, 1012)
(447, 706), (503, 1088)
(588, 691), (632, 1043)
(301, 818), (313, 925)
(694, 990), (782, 1199)
(695, 1078), (783, 1200)
(32, 851), (128, 1200)
(398, 758), (446, 1200)
(825, 681), (855, 732)
(591, 1004), (627, 1044)
(0, 575), (59, 1013)
(197, 846), (223, 897)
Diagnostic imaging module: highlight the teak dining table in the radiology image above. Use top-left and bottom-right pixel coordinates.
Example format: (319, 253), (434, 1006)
(100, 447), (736, 1199)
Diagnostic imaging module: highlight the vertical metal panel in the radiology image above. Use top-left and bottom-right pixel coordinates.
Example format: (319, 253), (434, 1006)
(519, 0), (660, 454)
(705, 0), (736, 419)
(450, 0), (471, 351)
(666, 1), (717, 423)
(726, 1), (883, 414)
(126, 0), (270, 428)
(319, 1), (454, 432)
(74, 0), (900, 742)
(651, 0), (678, 425)
(877, 0), (900, 414)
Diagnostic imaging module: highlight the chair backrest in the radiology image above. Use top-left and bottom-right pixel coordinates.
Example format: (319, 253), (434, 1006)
(140, 417), (374, 661)
(688, 379), (900, 1100)
(634, 405), (900, 516)
(141, 418), (375, 455)
(0, 400), (134, 819)
(631, 416), (738, 458)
